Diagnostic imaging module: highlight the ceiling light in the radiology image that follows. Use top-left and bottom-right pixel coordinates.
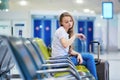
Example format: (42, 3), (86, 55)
(90, 10), (95, 14)
(83, 9), (90, 13)
(0, 0), (2, 4)
(76, 0), (84, 4)
(19, 0), (28, 6)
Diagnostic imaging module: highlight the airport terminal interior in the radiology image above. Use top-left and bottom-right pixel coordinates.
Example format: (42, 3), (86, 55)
(0, 0), (120, 80)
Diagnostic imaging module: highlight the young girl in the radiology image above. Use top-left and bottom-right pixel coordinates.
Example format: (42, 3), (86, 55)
(51, 12), (98, 80)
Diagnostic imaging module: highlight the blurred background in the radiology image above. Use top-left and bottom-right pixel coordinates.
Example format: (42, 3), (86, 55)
(0, 0), (120, 79)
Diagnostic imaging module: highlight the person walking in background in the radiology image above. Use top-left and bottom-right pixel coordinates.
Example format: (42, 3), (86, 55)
(51, 12), (98, 80)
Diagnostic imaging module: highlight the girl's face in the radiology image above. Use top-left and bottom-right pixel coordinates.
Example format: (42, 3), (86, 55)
(61, 16), (73, 31)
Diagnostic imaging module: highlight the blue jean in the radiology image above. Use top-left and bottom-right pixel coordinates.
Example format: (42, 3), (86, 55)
(70, 53), (98, 80)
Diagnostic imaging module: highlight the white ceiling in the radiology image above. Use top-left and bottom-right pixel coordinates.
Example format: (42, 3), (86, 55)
(9, 0), (120, 14)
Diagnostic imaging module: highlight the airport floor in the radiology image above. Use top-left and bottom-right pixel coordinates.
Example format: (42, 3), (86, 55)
(10, 51), (120, 80)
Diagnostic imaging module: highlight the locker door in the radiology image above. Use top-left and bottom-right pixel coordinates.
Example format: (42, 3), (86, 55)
(43, 20), (51, 47)
(77, 20), (94, 52)
(56, 20), (59, 29)
(34, 19), (42, 38)
(78, 21), (86, 34)
(86, 21), (94, 51)
(77, 20), (86, 52)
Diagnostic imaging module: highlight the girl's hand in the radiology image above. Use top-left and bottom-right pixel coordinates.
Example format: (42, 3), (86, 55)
(76, 33), (86, 40)
(77, 54), (83, 64)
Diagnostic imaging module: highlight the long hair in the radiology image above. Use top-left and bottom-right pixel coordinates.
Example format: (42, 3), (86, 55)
(59, 12), (74, 51)
(59, 12), (74, 38)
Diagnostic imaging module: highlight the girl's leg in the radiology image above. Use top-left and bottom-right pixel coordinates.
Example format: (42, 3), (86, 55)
(81, 53), (98, 80)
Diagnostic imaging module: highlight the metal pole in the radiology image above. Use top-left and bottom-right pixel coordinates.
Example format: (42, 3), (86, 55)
(107, 19), (109, 54)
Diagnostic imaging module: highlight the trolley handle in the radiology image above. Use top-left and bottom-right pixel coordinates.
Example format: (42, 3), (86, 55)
(89, 41), (100, 45)
(89, 41), (100, 53)
(89, 41), (101, 64)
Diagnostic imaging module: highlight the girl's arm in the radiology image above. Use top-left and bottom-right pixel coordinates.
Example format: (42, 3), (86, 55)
(60, 34), (76, 48)
(60, 33), (86, 48)
(69, 48), (83, 64)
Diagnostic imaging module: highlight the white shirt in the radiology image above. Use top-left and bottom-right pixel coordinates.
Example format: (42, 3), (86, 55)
(51, 27), (69, 57)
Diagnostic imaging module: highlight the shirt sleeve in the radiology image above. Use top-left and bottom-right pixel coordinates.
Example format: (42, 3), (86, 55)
(56, 27), (68, 40)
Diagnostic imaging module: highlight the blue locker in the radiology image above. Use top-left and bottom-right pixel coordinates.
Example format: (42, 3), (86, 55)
(56, 20), (59, 29)
(77, 21), (86, 52)
(87, 21), (94, 52)
(34, 19), (42, 38)
(77, 20), (94, 52)
(43, 20), (51, 47)
(33, 19), (51, 47)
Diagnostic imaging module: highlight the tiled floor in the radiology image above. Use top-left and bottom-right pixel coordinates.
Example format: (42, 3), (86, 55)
(93, 51), (120, 80)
